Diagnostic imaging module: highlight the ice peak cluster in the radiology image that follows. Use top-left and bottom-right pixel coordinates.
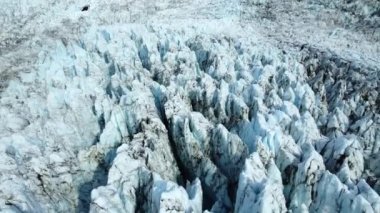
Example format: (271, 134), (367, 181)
(0, 23), (379, 213)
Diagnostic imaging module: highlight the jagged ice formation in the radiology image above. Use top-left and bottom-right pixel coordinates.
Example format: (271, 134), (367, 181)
(0, 0), (379, 212)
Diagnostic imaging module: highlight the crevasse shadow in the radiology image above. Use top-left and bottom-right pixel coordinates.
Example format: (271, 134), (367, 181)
(76, 149), (117, 213)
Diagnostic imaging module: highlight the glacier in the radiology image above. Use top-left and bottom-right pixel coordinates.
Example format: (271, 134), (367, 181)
(0, 0), (379, 212)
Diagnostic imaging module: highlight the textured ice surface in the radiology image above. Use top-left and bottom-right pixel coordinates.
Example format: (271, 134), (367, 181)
(0, 0), (379, 212)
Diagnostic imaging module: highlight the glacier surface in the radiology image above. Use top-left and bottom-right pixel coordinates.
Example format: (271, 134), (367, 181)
(0, 0), (379, 212)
